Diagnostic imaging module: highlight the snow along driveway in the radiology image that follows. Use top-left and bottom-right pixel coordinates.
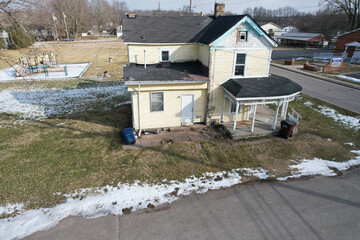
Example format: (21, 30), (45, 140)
(0, 84), (128, 120)
(1, 153), (360, 240)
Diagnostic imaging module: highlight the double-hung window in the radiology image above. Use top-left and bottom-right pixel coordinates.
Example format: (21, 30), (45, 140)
(150, 92), (164, 112)
(234, 53), (246, 76)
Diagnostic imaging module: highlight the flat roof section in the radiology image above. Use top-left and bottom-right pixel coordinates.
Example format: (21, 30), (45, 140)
(124, 62), (209, 83)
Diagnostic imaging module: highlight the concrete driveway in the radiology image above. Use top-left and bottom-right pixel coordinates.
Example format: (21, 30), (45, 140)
(26, 168), (360, 240)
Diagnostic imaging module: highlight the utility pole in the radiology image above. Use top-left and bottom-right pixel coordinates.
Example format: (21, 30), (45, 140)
(158, 1), (161, 13)
(189, 0), (192, 16)
(52, 13), (59, 42)
(63, 12), (70, 41)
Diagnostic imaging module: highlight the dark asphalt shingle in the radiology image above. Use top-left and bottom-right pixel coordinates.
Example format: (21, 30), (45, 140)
(122, 15), (212, 43)
(124, 62), (209, 82)
(221, 75), (302, 98)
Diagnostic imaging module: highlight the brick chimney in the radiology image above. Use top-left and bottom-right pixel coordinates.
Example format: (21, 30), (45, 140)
(214, 3), (225, 17)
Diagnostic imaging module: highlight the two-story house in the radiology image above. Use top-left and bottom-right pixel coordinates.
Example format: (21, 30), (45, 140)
(123, 4), (302, 138)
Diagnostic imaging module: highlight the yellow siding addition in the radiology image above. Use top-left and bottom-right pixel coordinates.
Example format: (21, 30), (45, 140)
(129, 44), (199, 64)
(129, 83), (208, 130)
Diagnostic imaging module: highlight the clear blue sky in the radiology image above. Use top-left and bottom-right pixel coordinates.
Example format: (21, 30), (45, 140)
(124, 0), (322, 14)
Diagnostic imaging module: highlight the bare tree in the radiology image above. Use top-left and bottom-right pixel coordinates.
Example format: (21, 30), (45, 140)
(322, 0), (360, 30)
(110, 0), (128, 27)
(90, 0), (111, 35)
(51, 0), (91, 39)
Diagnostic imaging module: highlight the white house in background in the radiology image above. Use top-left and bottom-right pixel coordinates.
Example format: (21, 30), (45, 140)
(283, 26), (299, 33)
(259, 22), (283, 41)
(345, 42), (360, 63)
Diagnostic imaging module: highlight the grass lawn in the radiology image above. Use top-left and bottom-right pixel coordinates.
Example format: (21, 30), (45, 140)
(0, 40), (127, 91)
(0, 92), (359, 217)
(0, 41), (359, 218)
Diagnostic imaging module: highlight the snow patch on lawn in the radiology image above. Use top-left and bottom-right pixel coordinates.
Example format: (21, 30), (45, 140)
(317, 106), (360, 130)
(0, 167), (270, 240)
(0, 85), (128, 120)
(303, 100), (360, 130)
(337, 75), (360, 83)
(278, 150), (360, 181)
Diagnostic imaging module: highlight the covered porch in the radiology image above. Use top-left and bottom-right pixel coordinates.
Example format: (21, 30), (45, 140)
(220, 75), (302, 139)
(222, 105), (282, 139)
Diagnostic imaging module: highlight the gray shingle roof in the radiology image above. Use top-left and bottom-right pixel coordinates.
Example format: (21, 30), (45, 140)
(221, 75), (302, 99)
(122, 14), (267, 45)
(278, 32), (322, 41)
(122, 15), (212, 43)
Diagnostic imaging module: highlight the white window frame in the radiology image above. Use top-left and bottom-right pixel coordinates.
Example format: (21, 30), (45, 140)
(150, 91), (164, 112)
(159, 48), (171, 62)
(237, 29), (248, 42)
(229, 100), (242, 115)
(233, 52), (247, 78)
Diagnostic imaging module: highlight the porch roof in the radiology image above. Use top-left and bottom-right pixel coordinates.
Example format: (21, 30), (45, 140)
(124, 61), (209, 83)
(221, 75), (302, 100)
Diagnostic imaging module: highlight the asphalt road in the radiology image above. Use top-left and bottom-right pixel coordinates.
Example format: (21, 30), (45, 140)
(270, 66), (360, 114)
(26, 168), (360, 240)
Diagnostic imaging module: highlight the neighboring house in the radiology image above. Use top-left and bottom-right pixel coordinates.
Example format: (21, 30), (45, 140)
(334, 28), (360, 57)
(278, 32), (328, 47)
(282, 26), (298, 33)
(1, 30), (9, 49)
(344, 42), (360, 63)
(122, 5), (302, 138)
(30, 27), (54, 41)
(259, 22), (283, 41)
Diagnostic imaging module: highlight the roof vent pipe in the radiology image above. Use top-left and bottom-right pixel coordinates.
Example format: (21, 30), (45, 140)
(214, 3), (225, 17)
(144, 50), (146, 69)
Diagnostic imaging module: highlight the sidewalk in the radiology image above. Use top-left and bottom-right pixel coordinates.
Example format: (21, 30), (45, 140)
(271, 63), (360, 90)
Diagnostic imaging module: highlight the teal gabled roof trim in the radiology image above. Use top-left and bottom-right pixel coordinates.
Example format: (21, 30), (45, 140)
(210, 16), (277, 47)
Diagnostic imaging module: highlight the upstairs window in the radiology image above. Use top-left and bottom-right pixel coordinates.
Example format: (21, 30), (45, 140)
(237, 30), (248, 42)
(150, 92), (164, 112)
(234, 53), (246, 76)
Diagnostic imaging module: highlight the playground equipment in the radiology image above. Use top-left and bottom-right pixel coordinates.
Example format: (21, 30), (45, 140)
(15, 52), (65, 78)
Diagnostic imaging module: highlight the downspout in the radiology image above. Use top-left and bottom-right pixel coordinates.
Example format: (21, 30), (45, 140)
(144, 50), (147, 69)
(137, 83), (141, 137)
(205, 47), (215, 125)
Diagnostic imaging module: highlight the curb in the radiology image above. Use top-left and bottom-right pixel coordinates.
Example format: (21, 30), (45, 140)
(271, 63), (360, 90)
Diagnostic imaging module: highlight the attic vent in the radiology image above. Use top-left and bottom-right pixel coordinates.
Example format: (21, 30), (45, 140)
(127, 13), (136, 19)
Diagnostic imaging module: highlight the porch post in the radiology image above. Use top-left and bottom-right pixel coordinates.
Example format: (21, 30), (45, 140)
(221, 92), (226, 123)
(284, 102), (289, 118)
(232, 101), (239, 134)
(251, 104), (257, 133)
(272, 101), (281, 130)
(281, 100), (286, 119)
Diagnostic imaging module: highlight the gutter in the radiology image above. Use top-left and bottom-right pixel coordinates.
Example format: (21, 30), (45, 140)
(125, 80), (209, 85)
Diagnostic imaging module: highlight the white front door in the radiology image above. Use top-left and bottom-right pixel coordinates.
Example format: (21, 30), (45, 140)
(181, 94), (194, 124)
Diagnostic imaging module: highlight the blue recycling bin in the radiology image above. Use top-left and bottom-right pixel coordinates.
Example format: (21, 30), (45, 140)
(120, 128), (136, 145)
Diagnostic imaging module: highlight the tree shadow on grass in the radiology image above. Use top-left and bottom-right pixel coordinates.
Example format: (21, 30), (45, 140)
(5, 80), (132, 150)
